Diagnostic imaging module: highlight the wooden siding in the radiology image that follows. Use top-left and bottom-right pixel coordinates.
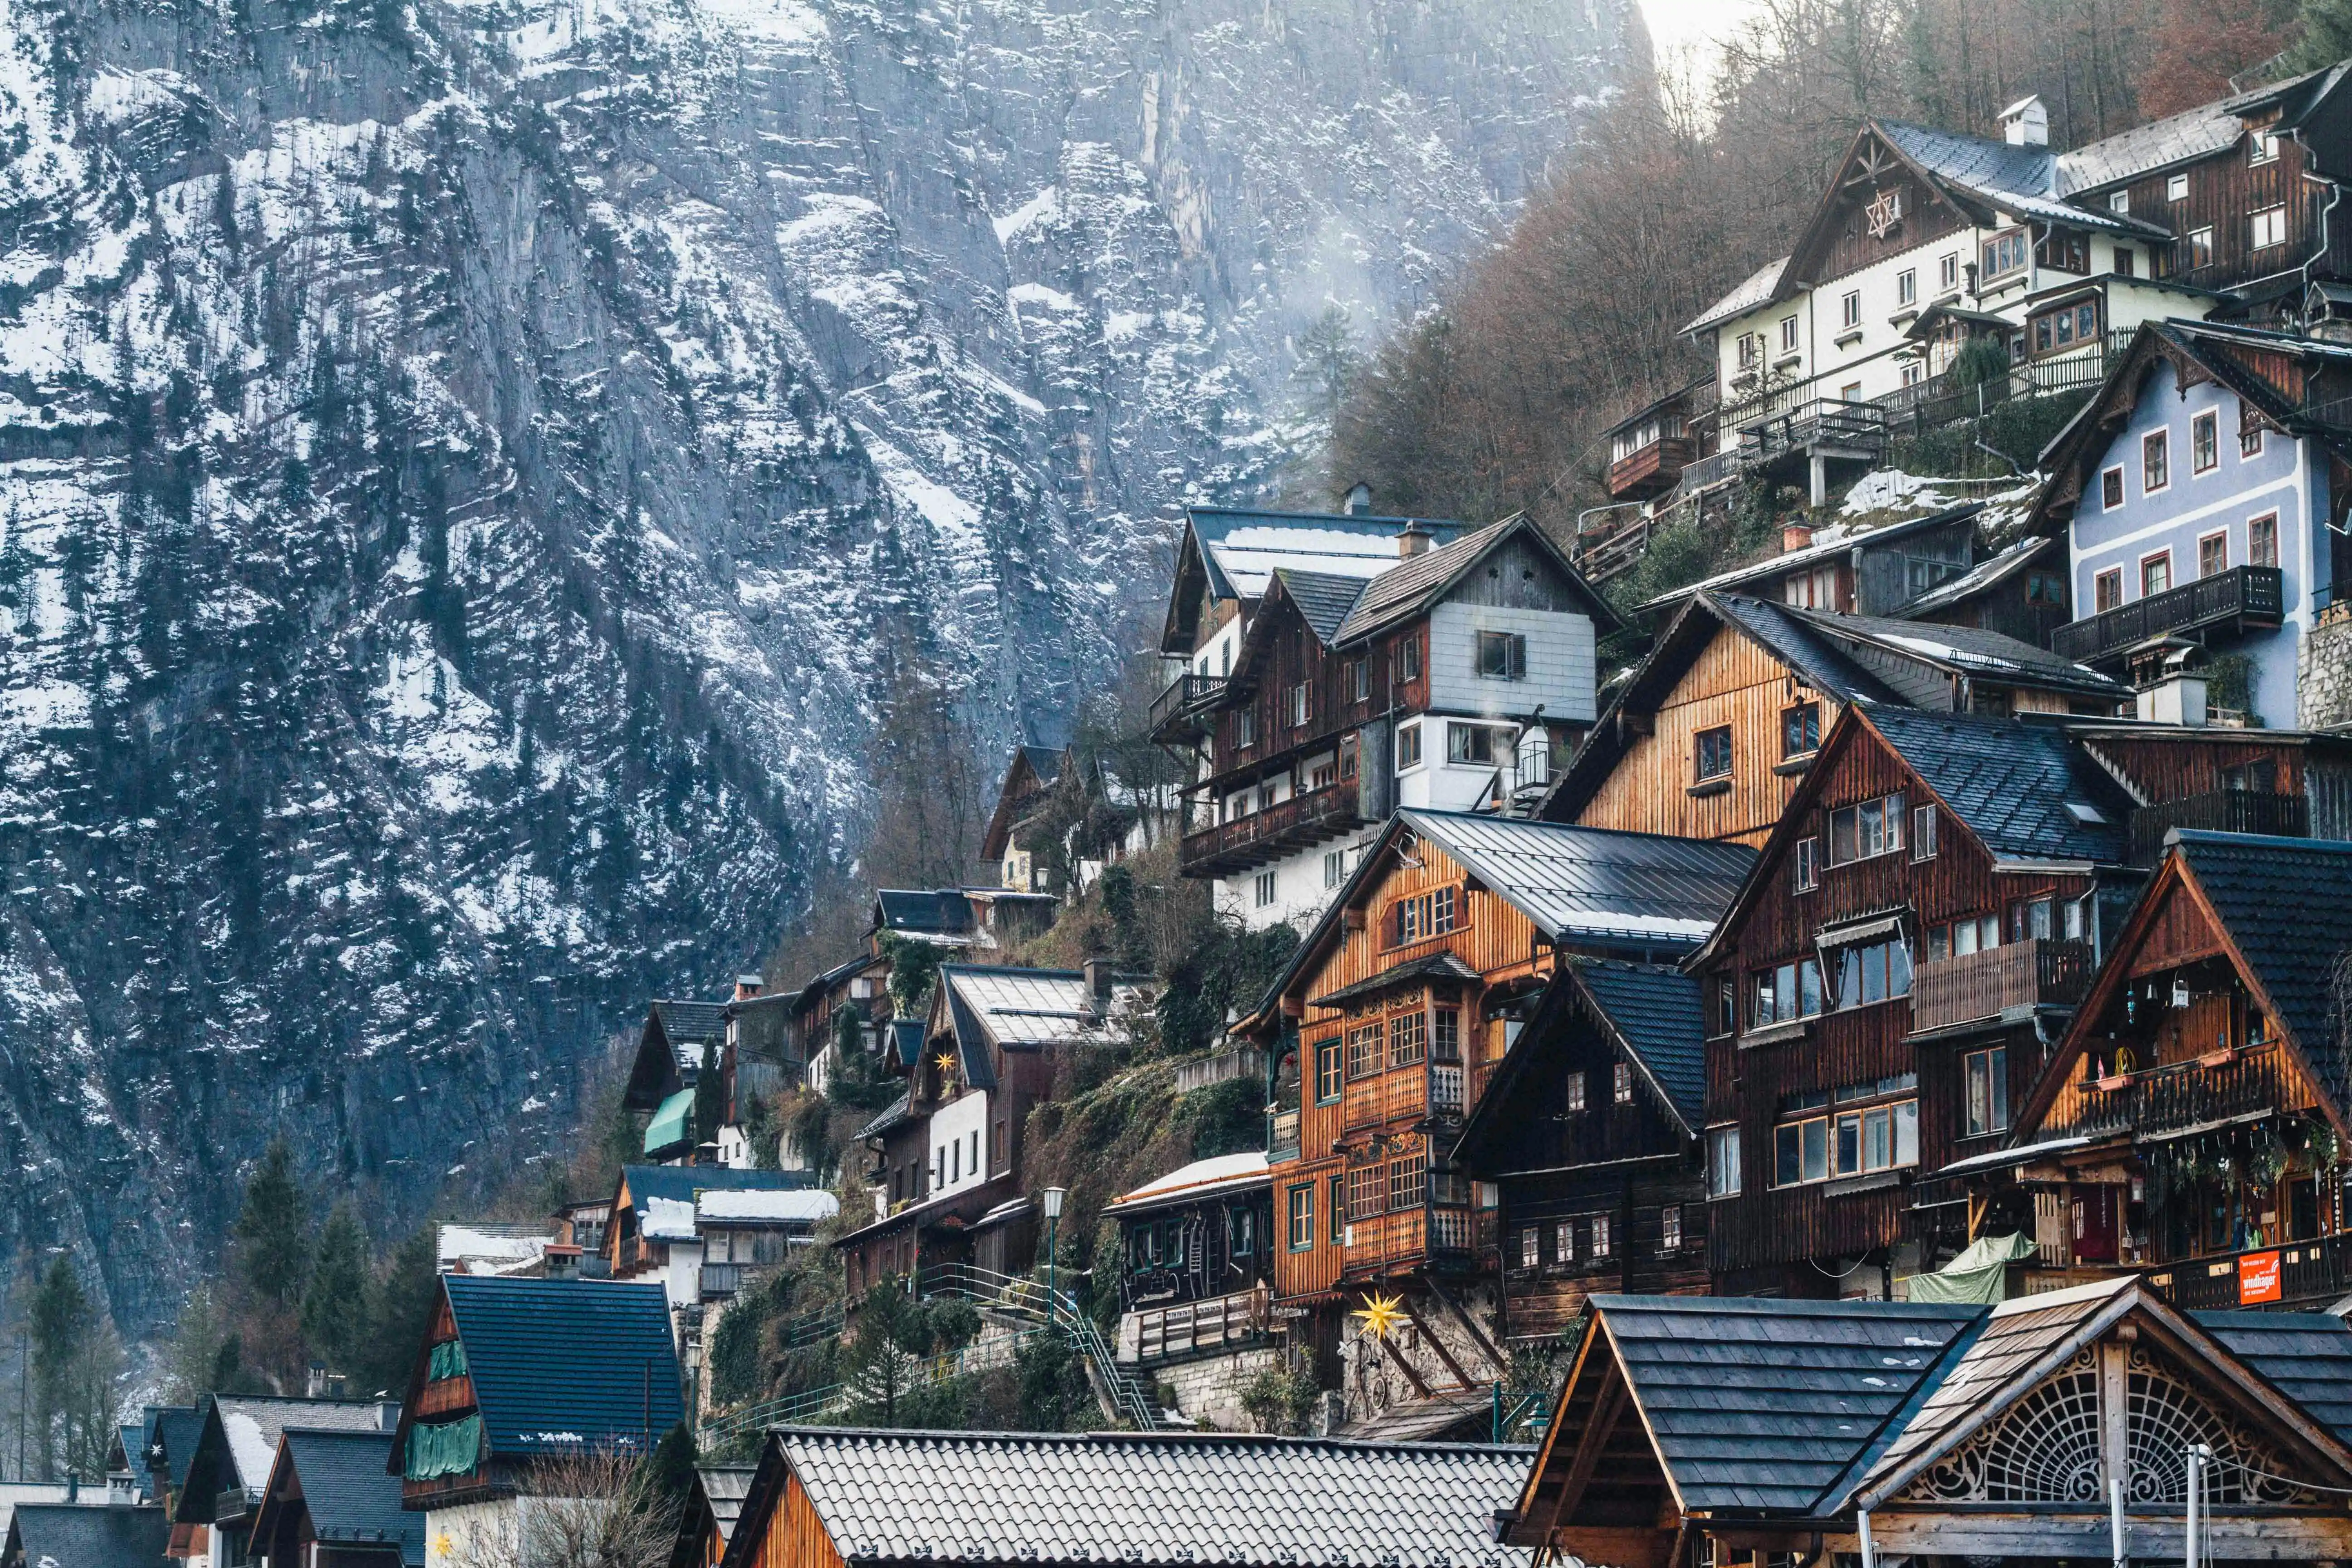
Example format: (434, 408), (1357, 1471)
(1702, 718), (2092, 1280)
(1498, 1166), (1708, 1340)
(2098, 125), (2323, 291)
(741, 1473), (848, 1568)
(1577, 625), (1841, 846)
(1204, 590), (1392, 786)
(1807, 157), (1970, 285)
(2078, 734), (2306, 804)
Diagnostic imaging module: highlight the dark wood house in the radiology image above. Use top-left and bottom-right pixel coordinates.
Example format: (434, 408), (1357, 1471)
(1103, 1153), (1274, 1365)
(1453, 960), (1710, 1343)
(172, 1396), (401, 1564)
(671, 1464), (755, 1568)
(248, 1427), (423, 1567)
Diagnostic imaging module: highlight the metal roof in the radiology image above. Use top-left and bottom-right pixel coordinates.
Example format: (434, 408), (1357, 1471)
(1706, 594), (1894, 704)
(1403, 811), (1757, 951)
(1574, 960), (1707, 1129)
(698, 1189), (840, 1225)
(1638, 505), (1983, 612)
(1862, 708), (2131, 864)
(203, 1397), (393, 1503)
(2168, 831), (2352, 1099)
(940, 965), (1145, 1049)
(1875, 121), (2169, 237)
(1185, 508), (1470, 605)
(1106, 1151), (1271, 1214)
(753, 1427), (1536, 1568)
(620, 1164), (814, 1219)
(1892, 535), (2057, 619)
(1682, 255), (1789, 336)
(874, 889), (976, 938)
(438, 1276), (682, 1460)
(1787, 606), (2129, 700)
(1313, 951), (1484, 1009)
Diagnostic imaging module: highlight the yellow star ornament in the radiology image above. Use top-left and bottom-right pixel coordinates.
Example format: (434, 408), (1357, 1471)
(1352, 1291), (1407, 1341)
(934, 1052), (956, 1078)
(431, 1532), (454, 1559)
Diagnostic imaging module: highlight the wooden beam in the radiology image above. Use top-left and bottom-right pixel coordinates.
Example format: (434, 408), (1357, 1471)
(1396, 1295), (1479, 1393)
(1868, 1512), (2352, 1560)
(1374, 1329), (1433, 1400)
(1546, 1361), (1630, 1539)
(1544, 1526), (1672, 1568)
(1422, 1274), (1506, 1374)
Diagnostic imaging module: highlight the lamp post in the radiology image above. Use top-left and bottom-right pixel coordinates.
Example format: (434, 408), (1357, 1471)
(1043, 1186), (1068, 1327)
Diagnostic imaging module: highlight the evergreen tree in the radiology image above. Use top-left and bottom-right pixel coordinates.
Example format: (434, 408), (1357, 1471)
(233, 1140), (312, 1309)
(647, 1422), (697, 1514)
(693, 1042), (724, 1151)
(301, 1204), (371, 1377)
(357, 1225), (442, 1398)
(1292, 304), (1358, 426)
(28, 1257), (87, 1480)
(2294, 0), (2352, 68)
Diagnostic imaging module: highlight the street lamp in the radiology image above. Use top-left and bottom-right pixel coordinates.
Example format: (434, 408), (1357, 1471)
(1043, 1186), (1068, 1326)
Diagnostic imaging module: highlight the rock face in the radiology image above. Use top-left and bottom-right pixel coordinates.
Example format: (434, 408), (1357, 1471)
(0, 0), (1639, 1325)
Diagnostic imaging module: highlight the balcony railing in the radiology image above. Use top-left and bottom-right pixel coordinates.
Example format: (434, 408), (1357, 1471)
(1431, 1064), (1465, 1116)
(1343, 1208), (1425, 1274)
(701, 1262), (750, 1300)
(2044, 1043), (2295, 1142)
(1737, 397), (1889, 467)
(1149, 673), (1229, 743)
(2147, 1230), (2352, 1310)
(2128, 789), (2310, 861)
(2050, 565), (2285, 664)
(1908, 939), (2092, 1036)
(1180, 783), (1362, 876)
(1343, 1071), (1423, 1132)
(1428, 1206), (1474, 1255)
(1127, 1286), (1270, 1362)
(1269, 1109), (1300, 1160)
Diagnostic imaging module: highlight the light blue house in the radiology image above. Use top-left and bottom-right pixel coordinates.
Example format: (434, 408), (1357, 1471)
(2038, 319), (2352, 728)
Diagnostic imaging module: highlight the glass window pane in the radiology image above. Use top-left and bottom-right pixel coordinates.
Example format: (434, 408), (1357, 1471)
(1889, 941), (1912, 998)
(1777, 964), (1797, 1022)
(1862, 944), (1887, 1004)
(1987, 1052), (2008, 1133)
(1865, 1107), (1891, 1171)
(1896, 1101), (1919, 1166)
(1800, 959), (1823, 1017)
(1802, 1119), (1829, 1181)
(1836, 1114), (1861, 1176)
(1776, 1123), (1802, 1186)
(1830, 809), (1857, 864)
(1966, 1055), (1989, 1137)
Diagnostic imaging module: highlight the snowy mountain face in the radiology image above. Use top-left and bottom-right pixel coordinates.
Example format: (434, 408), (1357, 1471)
(0, 0), (1638, 1323)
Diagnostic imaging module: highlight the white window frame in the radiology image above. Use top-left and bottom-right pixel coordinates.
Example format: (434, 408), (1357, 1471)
(1938, 251), (1958, 289)
(1396, 722), (1422, 771)
(1896, 268), (1916, 306)
(2191, 409), (2219, 475)
(1253, 870), (1276, 908)
(2250, 129), (2280, 166)
(2107, 190), (2129, 214)
(1840, 290), (1862, 328)
(1706, 1126), (1742, 1199)
(1911, 806), (1937, 862)
(2168, 172), (2190, 201)
(1779, 314), (1800, 353)
(2251, 205), (2288, 250)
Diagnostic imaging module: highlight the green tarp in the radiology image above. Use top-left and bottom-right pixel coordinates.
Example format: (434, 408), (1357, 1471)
(644, 1088), (694, 1155)
(427, 1338), (468, 1380)
(1904, 1232), (2039, 1304)
(404, 1413), (484, 1480)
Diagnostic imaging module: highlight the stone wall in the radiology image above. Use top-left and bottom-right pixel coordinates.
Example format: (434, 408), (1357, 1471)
(1137, 1345), (1285, 1431)
(2301, 601), (2352, 732)
(1339, 1281), (1506, 1426)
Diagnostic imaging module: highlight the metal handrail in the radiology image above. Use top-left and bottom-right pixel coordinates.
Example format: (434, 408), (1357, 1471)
(917, 1263), (1159, 1430)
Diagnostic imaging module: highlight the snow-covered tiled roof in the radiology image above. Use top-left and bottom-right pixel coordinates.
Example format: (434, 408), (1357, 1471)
(642, 1195), (699, 1242)
(941, 965), (1147, 1048)
(697, 1189), (840, 1225)
(1681, 255), (1788, 336)
(1106, 1151), (1270, 1212)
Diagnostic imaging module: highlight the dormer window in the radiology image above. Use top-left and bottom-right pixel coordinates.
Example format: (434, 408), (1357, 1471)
(2108, 190), (2129, 214)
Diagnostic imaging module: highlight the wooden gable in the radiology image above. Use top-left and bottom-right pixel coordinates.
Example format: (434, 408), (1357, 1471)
(1505, 1318), (1678, 1565)
(1786, 123), (1976, 290)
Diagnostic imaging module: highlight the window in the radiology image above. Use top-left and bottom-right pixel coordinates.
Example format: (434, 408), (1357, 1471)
(1254, 870), (1276, 908)
(2143, 429), (2169, 493)
(1231, 1208), (1254, 1258)
(1982, 229), (2029, 279)
(1896, 269), (1916, 306)
(2101, 466), (2125, 510)
(1841, 381), (1863, 402)
(1613, 1062), (1634, 1104)
(1347, 1165), (1386, 1221)
(1432, 1008), (1460, 1061)
(1387, 1010), (1426, 1068)
(1841, 290), (1861, 328)
(2009, 895), (2056, 942)
(1448, 722), (1511, 764)
(1695, 726), (1734, 781)
(1396, 723), (1422, 769)
(1519, 1227), (1539, 1269)
(1285, 681), (1310, 728)
(1715, 978), (1737, 1039)
(1288, 1186), (1316, 1249)
(1396, 636), (1421, 684)
(1833, 939), (1913, 1008)
(1339, 734), (1358, 781)
(1590, 1214), (1613, 1259)
(2252, 206), (2288, 250)
(2192, 410), (2218, 473)
(2188, 226), (2214, 269)
(1345, 1023), (1381, 1081)
(1388, 1151), (1426, 1210)
(1323, 849), (1346, 888)
(2115, 247), (2134, 277)
(2199, 531), (2229, 578)
(1348, 658), (1370, 703)
(1554, 1220), (1574, 1264)
(1926, 913), (2001, 961)
(2168, 172), (2190, 201)
(1749, 957), (1825, 1028)
(1965, 1047), (2009, 1137)
(1315, 1040), (1343, 1104)
(2141, 551), (2172, 597)
(2251, 129), (2280, 165)
(1777, 1098), (1918, 1185)
(1564, 1070), (1587, 1115)
(1782, 701), (1820, 758)
(1939, 251), (1959, 289)
(1780, 314), (1800, 353)
(1911, 805), (1937, 861)
(1661, 1204), (1684, 1252)
(1737, 332), (1760, 371)
(1390, 886), (1458, 946)
(1901, 361), (1925, 387)
(1330, 1174), (1345, 1245)
(2095, 567), (2123, 612)
(2243, 420), (2265, 458)
(1476, 630), (1528, 679)
(2108, 190), (2130, 215)
(1706, 1126), (1742, 1198)
(1792, 836), (1820, 894)
(2250, 512), (2279, 567)
(1826, 792), (1905, 866)
(2027, 571), (2066, 605)
(1235, 708), (1256, 749)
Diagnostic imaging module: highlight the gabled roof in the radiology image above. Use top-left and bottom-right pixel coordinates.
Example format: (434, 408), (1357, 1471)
(5, 1502), (170, 1568)
(937, 965), (1144, 1050)
(1330, 514), (1617, 646)
(1637, 505), (1983, 614)
(422, 1276), (682, 1463)
(1864, 707), (2130, 864)
(626, 998), (730, 1108)
(261, 1429), (423, 1565)
(872, 889), (975, 941)
(1785, 606), (2129, 701)
(1312, 951), (1484, 1009)
(178, 1396), (396, 1520)
(2169, 831), (2352, 1102)
(1161, 507), (1469, 654)
(790, 950), (877, 1016)
(1873, 120), (2169, 239)
(1893, 535), (2058, 620)
(1404, 811), (1756, 951)
(1272, 568), (1370, 645)
(852, 1089), (913, 1143)
(1459, 960), (1708, 1160)
(725, 1427), (1535, 1568)
(1682, 255), (1789, 337)
(649, 1000), (729, 1054)
(154, 1404), (205, 1493)
(1105, 1152), (1271, 1215)
(702, 1463), (757, 1539)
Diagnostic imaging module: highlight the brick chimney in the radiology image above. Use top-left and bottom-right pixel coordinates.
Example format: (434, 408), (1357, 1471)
(1782, 521), (1816, 554)
(1082, 958), (1113, 1019)
(544, 1242), (583, 1280)
(1398, 521), (1434, 558)
(734, 973), (763, 1001)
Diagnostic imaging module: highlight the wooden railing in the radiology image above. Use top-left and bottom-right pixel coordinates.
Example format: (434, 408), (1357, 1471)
(1343, 1071), (1423, 1131)
(1344, 1208), (1425, 1273)
(2043, 1043), (2296, 1142)
(1130, 1287), (1270, 1361)
(1428, 1206), (1475, 1255)
(1736, 397), (1888, 466)
(1149, 673), (1228, 742)
(1269, 1110), (1300, 1160)
(2051, 564), (2285, 663)
(2129, 789), (2309, 861)
(2148, 1230), (2352, 1310)
(1431, 1064), (1465, 1117)
(1909, 939), (2092, 1035)
(1179, 784), (1361, 875)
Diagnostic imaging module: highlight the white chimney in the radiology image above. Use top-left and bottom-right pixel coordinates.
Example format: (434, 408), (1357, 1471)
(1343, 481), (1372, 516)
(2000, 95), (2048, 147)
(2136, 646), (2209, 727)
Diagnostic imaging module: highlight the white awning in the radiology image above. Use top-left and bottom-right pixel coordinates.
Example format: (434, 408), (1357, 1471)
(1934, 1135), (2093, 1180)
(1816, 912), (1906, 947)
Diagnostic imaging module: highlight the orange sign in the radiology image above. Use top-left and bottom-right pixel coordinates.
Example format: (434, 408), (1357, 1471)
(2240, 1250), (2283, 1305)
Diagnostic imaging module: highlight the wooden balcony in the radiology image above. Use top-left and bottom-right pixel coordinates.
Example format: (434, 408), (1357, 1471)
(1344, 1208), (1425, 1275)
(2147, 1229), (2352, 1310)
(1736, 397), (1887, 468)
(1123, 1286), (1270, 1362)
(1269, 1109), (1300, 1161)
(2050, 564), (2284, 665)
(2128, 789), (2309, 862)
(1908, 939), (2092, 1037)
(2043, 1043), (2299, 1143)
(1343, 1070), (1425, 1132)
(1605, 436), (1695, 500)
(1149, 673), (1229, 744)
(1180, 783), (1363, 876)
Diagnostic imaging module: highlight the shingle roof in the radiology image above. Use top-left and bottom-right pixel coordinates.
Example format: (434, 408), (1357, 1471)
(1788, 606), (2129, 700)
(852, 1089), (913, 1142)
(1271, 568), (1371, 645)
(2054, 99), (2247, 193)
(1312, 951), (1484, 1008)
(1330, 515), (1614, 646)
(1572, 961), (1706, 1130)
(1594, 1295), (1979, 1514)
(6, 1502), (170, 1568)
(1017, 745), (1067, 785)
(621, 1165), (813, 1218)
(2195, 1309), (2352, 1446)
(701, 1463), (756, 1539)
(649, 1000), (730, 1055)
(439, 1276), (683, 1460)
(1638, 506), (1983, 612)
(1404, 812), (1756, 951)
(280, 1429), (424, 1564)
(155, 1405), (205, 1491)
(1706, 595), (1894, 704)
(756, 1428), (1535, 1568)
(208, 1397), (393, 1501)
(2170, 831), (2352, 1099)
(1863, 708), (2130, 864)
(1893, 536), (2057, 620)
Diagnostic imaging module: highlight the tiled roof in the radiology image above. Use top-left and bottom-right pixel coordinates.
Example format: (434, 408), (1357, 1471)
(209, 1397), (393, 1499)
(1682, 255), (1788, 336)
(6, 1502), (170, 1567)
(1593, 1295), (1979, 1514)
(1106, 1152), (1270, 1213)
(2195, 1310), (2352, 1446)
(1186, 507), (1469, 604)
(1572, 960), (1706, 1130)
(757, 1428), (1535, 1568)
(1788, 606), (2129, 700)
(940, 965), (1145, 1049)
(1330, 514), (1613, 645)
(279, 1429), (424, 1564)
(852, 1089), (913, 1142)
(2170, 831), (2352, 1100)
(1863, 708), (2130, 864)
(649, 1000), (730, 1054)
(439, 1276), (682, 1459)
(1272, 568), (1371, 645)
(1404, 812), (1756, 951)
(155, 1404), (205, 1491)
(1893, 535), (2056, 619)
(621, 1165), (813, 1219)
(1706, 595), (1894, 704)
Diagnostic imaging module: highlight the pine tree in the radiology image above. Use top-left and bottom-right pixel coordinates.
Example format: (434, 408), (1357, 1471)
(28, 1257), (87, 1480)
(1292, 304), (1358, 426)
(233, 1141), (312, 1310)
(693, 1042), (725, 1152)
(301, 1204), (371, 1377)
(357, 1225), (441, 1398)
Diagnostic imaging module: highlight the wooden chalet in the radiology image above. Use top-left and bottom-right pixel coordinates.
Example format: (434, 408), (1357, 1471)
(1, 1500), (168, 1568)
(1961, 831), (2352, 1310)
(171, 1396), (399, 1563)
(624, 996), (735, 1159)
(1102, 1152), (1274, 1367)
(248, 1427), (422, 1566)
(1242, 809), (1753, 1431)
(1897, 534), (2076, 647)
(980, 743), (1073, 892)
(603, 1164), (813, 1282)
(1504, 1280), (2352, 1568)
(1453, 961), (1711, 1343)
(716, 1426), (1534, 1568)
(1600, 379), (1715, 503)
(1548, 587), (2126, 848)
(671, 1464), (755, 1568)
(389, 1275), (682, 1517)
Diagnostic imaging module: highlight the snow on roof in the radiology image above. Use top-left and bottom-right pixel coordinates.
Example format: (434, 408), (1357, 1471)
(943, 966), (1147, 1047)
(696, 1189), (840, 1225)
(436, 1223), (553, 1268)
(1681, 256), (1788, 336)
(642, 1195), (699, 1242)
(1107, 1152), (1270, 1212)
(1204, 525), (1421, 603)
